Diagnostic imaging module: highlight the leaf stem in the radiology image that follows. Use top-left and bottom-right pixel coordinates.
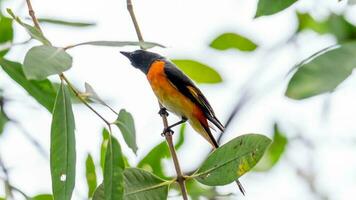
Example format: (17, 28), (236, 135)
(125, 1), (188, 199)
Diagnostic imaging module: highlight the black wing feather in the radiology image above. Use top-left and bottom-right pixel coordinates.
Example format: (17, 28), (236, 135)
(163, 60), (224, 132)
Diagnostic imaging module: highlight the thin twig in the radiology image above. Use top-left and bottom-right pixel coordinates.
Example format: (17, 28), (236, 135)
(25, 0), (42, 32)
(125, 0), (188, 199)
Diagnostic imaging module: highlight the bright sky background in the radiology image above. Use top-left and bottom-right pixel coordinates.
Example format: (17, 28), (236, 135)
(1, 0), (356, 199)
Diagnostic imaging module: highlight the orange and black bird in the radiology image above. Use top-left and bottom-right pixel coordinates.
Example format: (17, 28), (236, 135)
(121, 49), (245, 195)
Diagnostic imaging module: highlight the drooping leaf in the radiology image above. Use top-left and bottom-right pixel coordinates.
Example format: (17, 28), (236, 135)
(7, 9), (51, 46)
(36, 18), (96, 27)
(172, 60), (222, 84)
(255, 0), (298, 17)
(50, 82), (76, 200)
(297, 12), (356, 42)
(66, 41), (165, 50)
(93, 184), (105, 200)
(114, 109), (137, 154)
(86, 154), (97, 198)
(0, 16), (13, 57)
(23, 45), (72, 80)
(254, 123), (288, 171)
(104, 136), (124, 200)
(286, 41), (356, 99)
(123, 168), (170, 200)
(194, 134), (271, 186)
(137, 125), (185, 179)
(0, 59), (56, 111)
(210, 33), (257, 51)
(31, 194), (53, 200)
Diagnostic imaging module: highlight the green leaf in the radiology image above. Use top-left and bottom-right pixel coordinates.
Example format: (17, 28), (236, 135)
(123, 168), (170, 200)
(0, 59), (56, 111)
(93, 184), (105, 200)
(297, 12), (356, 42)
(104, 136), (124, 200)
(36, 18), (95, 27)
(86, 154), (97, 198)
(254, 123), (287, 171)
(255, 0), (298, 17)
(171, 60), (223, 84)
(0, 16), (13, 57)
(31, 194), (53, 200)
(137, 125), (185, 179)
(194, 134), (271, 186)
(210, 33), (257, 51)
(66, 41), (165, 50)
(7, 9), (51, 46)
(0, 99), (9, 135)
(23, 45), (73, 80)
(50, 82), (76, 200)
(286, 41), (356, 99)
(114, 109), (137, 154)
(100, 128), (110, 172)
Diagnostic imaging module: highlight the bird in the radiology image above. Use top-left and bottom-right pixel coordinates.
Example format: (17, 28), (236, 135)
(120, 49), (245, 195)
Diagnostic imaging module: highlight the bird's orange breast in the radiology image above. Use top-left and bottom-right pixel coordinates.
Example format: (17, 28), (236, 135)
(147, 60), (201, 120)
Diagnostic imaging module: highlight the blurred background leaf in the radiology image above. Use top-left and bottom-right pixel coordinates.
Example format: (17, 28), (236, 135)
(254, 123), (288, 171)
(210, 32), (257, 51)
(0, 16), (13, 57)
(255, 0), (298, 17)
(286, 41), (356, 99)
(0, 92), (9, 136)
(297, 12), (356, 42)
(172, 60), (222, 84)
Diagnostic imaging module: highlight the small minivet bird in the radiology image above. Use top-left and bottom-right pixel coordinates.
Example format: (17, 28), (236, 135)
(121, 49), (245, 195)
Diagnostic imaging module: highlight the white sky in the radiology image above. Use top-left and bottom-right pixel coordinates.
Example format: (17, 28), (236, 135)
(1, 0), (356, 199)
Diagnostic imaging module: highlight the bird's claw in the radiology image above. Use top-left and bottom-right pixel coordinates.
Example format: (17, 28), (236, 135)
(161, 127), (174, 137)
(158, 107), (169, 117)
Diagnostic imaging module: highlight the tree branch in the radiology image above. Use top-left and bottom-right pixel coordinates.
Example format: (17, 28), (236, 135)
(125, 0), (188, 199)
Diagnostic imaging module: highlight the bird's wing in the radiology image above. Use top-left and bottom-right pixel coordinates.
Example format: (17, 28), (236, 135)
(163, 60), (224, 132)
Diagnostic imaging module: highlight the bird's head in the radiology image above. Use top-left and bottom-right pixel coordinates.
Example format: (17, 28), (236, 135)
(120, 50), (163, 74)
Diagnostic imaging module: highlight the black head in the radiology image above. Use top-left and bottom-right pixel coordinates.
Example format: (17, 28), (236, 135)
(120, 50), (164, 74)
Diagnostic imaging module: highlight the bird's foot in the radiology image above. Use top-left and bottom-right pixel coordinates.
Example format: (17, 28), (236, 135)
(161, 127), (174, 137)
(158, 107), (169, 117)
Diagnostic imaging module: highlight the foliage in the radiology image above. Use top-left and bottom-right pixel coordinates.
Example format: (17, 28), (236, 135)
(210, 32), (257, 51)
(286, 41), (356, 99)
(255, 0), (298, 17)
(172, 60), (223, 84)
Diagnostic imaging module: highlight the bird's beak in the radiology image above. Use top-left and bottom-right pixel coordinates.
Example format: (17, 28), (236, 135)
(120, 51), (132, 59)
